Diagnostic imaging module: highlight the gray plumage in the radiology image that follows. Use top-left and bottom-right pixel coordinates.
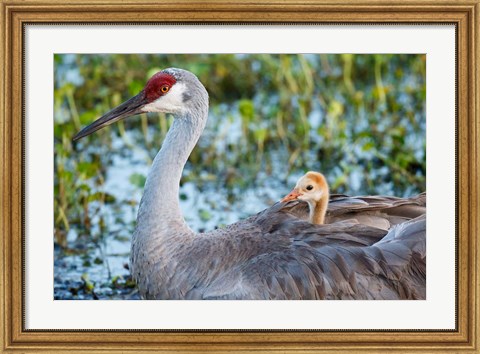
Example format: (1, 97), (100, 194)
(131, 198), (425, 300)
(74, 68), (426, 300)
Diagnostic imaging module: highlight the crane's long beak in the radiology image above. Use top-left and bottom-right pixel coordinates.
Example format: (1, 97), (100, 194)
(281, 188), (302, 203)
(72, 92), (148, 141)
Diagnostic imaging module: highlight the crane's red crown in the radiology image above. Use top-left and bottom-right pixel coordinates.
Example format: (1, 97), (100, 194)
(144, 72), (177, 102)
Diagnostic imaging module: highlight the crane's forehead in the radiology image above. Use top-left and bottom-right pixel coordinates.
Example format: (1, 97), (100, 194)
(297, 173), (325, 187)
(144, 72), (177, 102)
(304, 172), (326, 186)
(298, 177), (314, 186)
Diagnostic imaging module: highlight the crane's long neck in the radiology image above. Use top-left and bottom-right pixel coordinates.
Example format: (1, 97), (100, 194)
(136, 111), (207, 236)
(309, 193), (329, 225)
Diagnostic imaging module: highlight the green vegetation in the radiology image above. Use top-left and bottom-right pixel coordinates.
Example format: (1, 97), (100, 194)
(54, 54), (426, 299)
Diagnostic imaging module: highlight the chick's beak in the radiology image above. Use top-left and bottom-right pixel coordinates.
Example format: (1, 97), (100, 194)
(281, 188), (302, 203)
(72, 92), (148, 141)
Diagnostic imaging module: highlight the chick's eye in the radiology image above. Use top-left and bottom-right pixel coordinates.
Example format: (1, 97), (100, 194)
(161, 85), (170, 93)
(306, 185), (313, 191)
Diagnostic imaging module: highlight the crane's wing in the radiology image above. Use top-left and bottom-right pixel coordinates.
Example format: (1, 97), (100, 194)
(201, 212), (425, 300)
(153, 204), (388, 300)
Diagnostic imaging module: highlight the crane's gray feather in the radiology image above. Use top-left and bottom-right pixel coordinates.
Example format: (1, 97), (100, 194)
(132, 196), (425, 300)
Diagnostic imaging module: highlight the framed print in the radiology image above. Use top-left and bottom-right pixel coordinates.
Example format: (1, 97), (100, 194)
(1, 0), (479, 353)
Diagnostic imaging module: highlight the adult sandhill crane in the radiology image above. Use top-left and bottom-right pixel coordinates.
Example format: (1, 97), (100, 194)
(73, 68), (426, 300)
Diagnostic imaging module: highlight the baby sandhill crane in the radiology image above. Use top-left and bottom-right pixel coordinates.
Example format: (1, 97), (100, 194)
(73, 68), (426, 300)
(281, 173), (426, 231)
(280, 171), (426, 230)
(281, 171), (329, 225)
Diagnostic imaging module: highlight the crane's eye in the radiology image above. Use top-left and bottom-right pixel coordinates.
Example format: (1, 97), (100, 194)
(306, 185), (313, 191)
(161, 85), (170, 93)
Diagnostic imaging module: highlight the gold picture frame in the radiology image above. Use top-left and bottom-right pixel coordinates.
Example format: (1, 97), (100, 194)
(1, 0), (478, 352)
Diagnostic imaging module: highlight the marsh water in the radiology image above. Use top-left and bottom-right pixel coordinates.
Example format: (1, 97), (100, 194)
(54, 54), (426, 299)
